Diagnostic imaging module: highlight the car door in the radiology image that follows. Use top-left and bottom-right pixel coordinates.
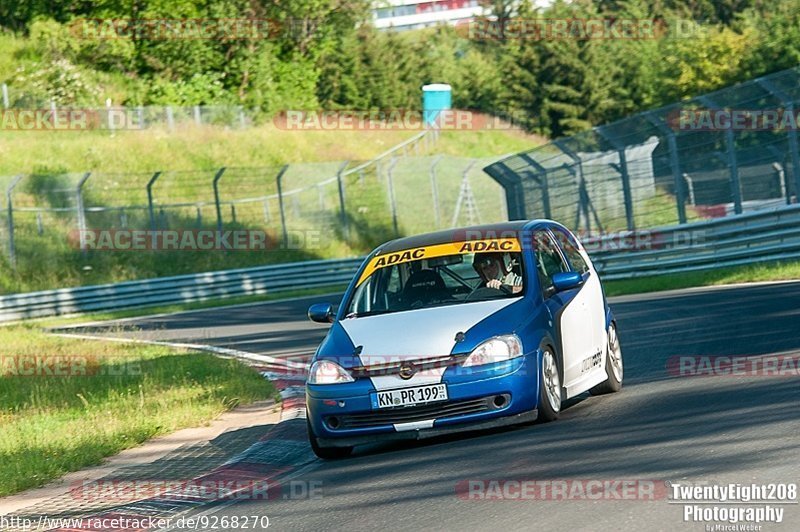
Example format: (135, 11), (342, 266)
(550, 227), (608, 396)
(531, 230), (593, 395)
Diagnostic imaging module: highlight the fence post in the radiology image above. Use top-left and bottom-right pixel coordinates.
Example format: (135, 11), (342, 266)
(645, 112), (687, 224)
(275, 165), (290, 247)
(336, 161), (350, 240)
(146, 171), (162, 243)
(483, 162), (527, 220)
(1, 83), (8, 108)
(596, 127), (635, 230)
(519, 153), (552, 219)
(699, 96), (742, 214)
(386, 157), (400, 236)
(5, 175), (23, 268)
(554, 140), (593, 233)
(772, 162), (790, 205)
(106, 99), (114, 132)
(212, 167), (227, 233)
(194, 105), (201, 126)
(756, 78), (800, 204)
(238, 106), (246, 129)
(683, 173), (696, 205)
(725, 127), (743, 213)
(451, 160), (480, 227)
(262, 199), (271, 222)
(499, 186), (508, 220)
(166, 106), (174, 131)
(76, 172), (92, 256)
(430, 155), (442, 228)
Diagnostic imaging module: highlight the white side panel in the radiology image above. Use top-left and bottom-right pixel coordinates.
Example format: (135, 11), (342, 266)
(561, 273), (608, 397)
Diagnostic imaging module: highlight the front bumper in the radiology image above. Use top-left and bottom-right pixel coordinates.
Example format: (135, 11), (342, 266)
(316, 409), (538, 448)
(307, 352), (540, 445)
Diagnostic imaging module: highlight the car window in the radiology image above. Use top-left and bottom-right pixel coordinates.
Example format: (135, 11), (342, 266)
(346, 250), (525, 317)
(532, 230), (569, 296)
(551, 228), (590, 274)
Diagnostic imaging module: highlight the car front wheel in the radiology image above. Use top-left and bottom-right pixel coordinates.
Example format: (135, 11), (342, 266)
(307, 417), (353, 459)
(590, 322), (623, 395)
(536, 347), (561, 422)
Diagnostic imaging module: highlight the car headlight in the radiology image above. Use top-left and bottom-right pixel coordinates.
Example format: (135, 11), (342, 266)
(308, 360), (355, 384)
(462, 335), (523, 367)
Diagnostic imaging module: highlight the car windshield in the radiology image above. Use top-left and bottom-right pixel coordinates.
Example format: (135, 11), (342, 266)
(345, 244), (525, 318)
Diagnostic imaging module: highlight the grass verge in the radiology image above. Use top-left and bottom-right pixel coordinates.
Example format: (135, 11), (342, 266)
(0, 125), (542, 176)
(0, 126), (544, 295)
(0, 326), (274, 497)
(604, 260), (800, 297)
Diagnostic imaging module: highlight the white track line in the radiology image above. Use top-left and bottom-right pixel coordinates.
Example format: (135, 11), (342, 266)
(51, 332), (310, 371)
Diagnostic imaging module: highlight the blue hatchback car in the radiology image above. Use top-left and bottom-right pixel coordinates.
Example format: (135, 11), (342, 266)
(305, 220), (623, 458)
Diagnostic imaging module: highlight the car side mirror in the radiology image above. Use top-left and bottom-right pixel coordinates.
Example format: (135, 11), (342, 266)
(552, 271), (584, 292)
(308, 303), (334, 323)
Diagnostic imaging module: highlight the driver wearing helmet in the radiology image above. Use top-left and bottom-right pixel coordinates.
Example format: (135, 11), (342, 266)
(472, 253), (523, 294)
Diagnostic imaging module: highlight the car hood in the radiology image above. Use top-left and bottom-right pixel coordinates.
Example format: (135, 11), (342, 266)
(339, 298), (519, 361)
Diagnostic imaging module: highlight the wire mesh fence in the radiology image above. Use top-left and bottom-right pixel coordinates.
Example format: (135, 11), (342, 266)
(485, 65), (800, 235)
(0, 129), (508, 281)
(0, 82), (257, 131)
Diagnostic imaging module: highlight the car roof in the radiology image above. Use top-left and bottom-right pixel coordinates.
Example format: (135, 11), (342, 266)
(377, 220), (553, 254)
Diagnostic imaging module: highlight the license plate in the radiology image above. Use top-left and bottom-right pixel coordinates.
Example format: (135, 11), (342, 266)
(371, 384), (448, 409)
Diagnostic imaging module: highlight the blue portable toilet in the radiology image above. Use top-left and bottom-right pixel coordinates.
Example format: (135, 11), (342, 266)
(422, 83), (452, 127)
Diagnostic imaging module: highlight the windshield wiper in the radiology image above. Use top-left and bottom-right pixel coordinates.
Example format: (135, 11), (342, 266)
(344, 309), (395, 319)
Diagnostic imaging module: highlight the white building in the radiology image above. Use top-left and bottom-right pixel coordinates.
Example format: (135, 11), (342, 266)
(371, 1), (553, 32)
(371, 0), (488, 31)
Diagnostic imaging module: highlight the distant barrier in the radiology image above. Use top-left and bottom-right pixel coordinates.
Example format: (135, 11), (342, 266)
(2, 205), (800, 322)
(0, 258), (361, 322)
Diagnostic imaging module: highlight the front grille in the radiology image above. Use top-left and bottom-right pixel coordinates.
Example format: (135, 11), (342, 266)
(330, 396), (504, 430)
(349, 354), (467, 378)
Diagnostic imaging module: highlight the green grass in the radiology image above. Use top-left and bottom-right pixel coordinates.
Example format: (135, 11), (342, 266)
(604, 260), (800, 297)
(0, 125), (544, 295)
(0, 326), (274, 496)
(0, 125), (543, 176)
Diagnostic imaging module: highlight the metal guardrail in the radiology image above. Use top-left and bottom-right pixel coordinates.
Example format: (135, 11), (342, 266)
(591, 204), (800, 279)
(0, 258), (363, 322)
(484, 65), (800, 232)
(1, 205), (799, 322)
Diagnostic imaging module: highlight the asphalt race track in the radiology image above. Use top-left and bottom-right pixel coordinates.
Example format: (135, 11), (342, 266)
(56, 281), (800, 531)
